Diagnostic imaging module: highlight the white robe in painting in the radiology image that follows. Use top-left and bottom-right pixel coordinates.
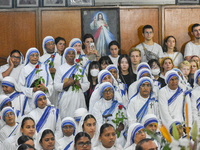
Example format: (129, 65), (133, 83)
(92, 99), (127, 147)
(28, 105), (62, 139)
(54, 63), (89, 119)
(0, 64), (24, 83)
(159, 86), (192, 128)
(0, 123), (19, 143)
(57, 135), (74, 150)
(90, 18), (115, 56)
(127, 94), (159, 126)
(93, 143), (124, 150)
(18, 62), (53, 108)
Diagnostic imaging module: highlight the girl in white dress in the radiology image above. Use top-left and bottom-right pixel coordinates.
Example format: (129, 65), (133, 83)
(93, 123), (123, 150)
(78, 114), (99, 148)
(28, 91), (61, 139)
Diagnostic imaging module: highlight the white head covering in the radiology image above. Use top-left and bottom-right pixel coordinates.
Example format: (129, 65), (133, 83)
(137, 62), (151, 73)
(78, 113), (99, 147)
(42, 36), (57, 55)
(69, 38), (82, 48)
(62, 47), (77, 64)
(136, 77), (154, 93)
(1, 106), (15, 123)
(99, 82), (115, 99)
(24, 48), (40, 65)
(165, 70), (179, 85)
(124, 123), (145, 149)
(7, 51), (24, 65)
(193, 69), (200, 88)
(2, 76), (21, 93)
(106, 64), (119, 79)
(137, 68), (153, 81)
(32, 91), (51, 109)
(0, 95), (12, 111)
(61, 117), (77, 136)
(98, 70), (114, 84)
(73, 108), (88, 123)
(141, 114), (158, 128)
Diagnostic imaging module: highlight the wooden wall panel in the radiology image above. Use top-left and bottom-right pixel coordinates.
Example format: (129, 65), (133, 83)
(0, 11), (36, 58)
(120, 7), (160, 54)
(41, 9), (81, 55)
(163, 6), (200, 54)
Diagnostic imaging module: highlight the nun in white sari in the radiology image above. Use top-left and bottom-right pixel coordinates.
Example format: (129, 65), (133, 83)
(124, 123), (146, 150)
(127, 77), (159, 126)
(57, 117), (77, 150)
(128, 68), (159, 101)
(92, 82), (127, 147)
(191, 69), (200, 128)
(106, 65), (129, 107)
(40, 36), (62, 69)
(2, 76), (30, 116)
(0, 50), (24, 83)
(54, 47), (89, 119)
(89, 70), (124, 113)
(18, 48), (53, 109)
(28, 91), (62, 139)
(69, 38), (91, 75)
(0, 107), (19, 143)
(159, 70), (192, 128)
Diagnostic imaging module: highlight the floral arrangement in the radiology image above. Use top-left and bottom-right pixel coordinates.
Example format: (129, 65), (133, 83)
(112, 105), (127, 138)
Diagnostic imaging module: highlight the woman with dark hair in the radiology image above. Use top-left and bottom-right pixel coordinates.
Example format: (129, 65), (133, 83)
(99, 56), (113, 70)
(55, 37), (66, 56)
(118, 54), (136, 89)
(17, 144), (36, 150)
(82, 34), (100, 61)
(93, 123), (123, 150)
(188, 59), (199, 87)
(108, 41), (120, 66)
(74, 132), (91, 150)
(17, 135), (34, 147)
(148, 59), (166, 88)
(85, 61), (100, 109)
(78, 114), (99, 148)
(39, 129), (55, 150)
(163, 36), (183, 67)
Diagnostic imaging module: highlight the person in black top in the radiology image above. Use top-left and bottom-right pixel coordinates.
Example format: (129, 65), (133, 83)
(118, 54), (136, 89)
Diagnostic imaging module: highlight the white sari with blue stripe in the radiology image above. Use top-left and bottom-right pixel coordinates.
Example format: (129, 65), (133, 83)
(54, 63), (89, 119)
(18, 62), (53, 108)
(159, 85), (192, 128)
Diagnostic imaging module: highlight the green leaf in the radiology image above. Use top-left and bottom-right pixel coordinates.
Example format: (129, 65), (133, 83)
(172, 123), (179, 141)
(145, 129), (162, 144)
(162, 144), (171, 150)
(191, 121), (198, 141)
(112, 120), (116, 123)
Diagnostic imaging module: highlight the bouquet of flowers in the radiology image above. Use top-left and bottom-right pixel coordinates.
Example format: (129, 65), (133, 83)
(112, 105), (127, 138)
